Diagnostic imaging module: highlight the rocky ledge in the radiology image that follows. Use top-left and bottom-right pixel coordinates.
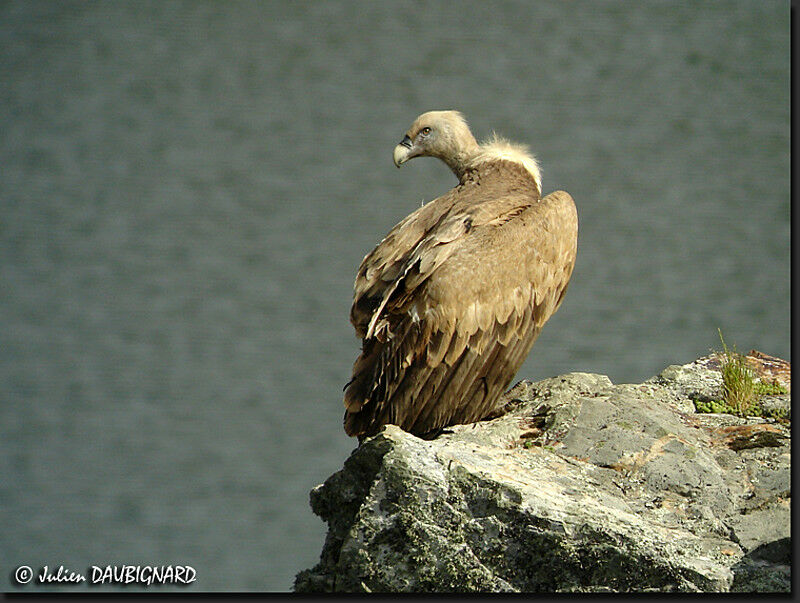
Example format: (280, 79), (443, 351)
(295, 356), (791, 593)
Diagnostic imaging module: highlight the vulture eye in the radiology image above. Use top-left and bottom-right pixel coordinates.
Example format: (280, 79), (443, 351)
(420, 127), (432, 136)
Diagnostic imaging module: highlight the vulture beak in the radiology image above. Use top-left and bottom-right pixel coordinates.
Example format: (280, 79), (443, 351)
(393, 135), (414, 168)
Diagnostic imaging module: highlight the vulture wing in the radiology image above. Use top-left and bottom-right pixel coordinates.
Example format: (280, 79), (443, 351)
(344, 163), (577, 437)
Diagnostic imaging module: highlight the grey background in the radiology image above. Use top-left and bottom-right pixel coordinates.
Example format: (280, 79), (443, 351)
(1, 0), (789, 592)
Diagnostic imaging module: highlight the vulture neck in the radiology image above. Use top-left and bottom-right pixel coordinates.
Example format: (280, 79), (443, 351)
(440, 137), (480, 180)
(451, 135), (543, 195)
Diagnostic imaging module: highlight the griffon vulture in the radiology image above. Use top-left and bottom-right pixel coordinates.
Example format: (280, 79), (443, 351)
(344, 110), (577, 438)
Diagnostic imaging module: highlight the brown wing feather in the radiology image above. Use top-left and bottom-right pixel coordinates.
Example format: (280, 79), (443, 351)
(350, 188), (460, 338)
(344, 163), (577, 438)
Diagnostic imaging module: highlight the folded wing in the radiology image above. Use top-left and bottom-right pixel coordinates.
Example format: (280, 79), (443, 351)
(344, 169), (577, 437)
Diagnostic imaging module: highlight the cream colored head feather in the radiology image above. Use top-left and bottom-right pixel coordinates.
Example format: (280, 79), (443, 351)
(392, 111), (541, 192)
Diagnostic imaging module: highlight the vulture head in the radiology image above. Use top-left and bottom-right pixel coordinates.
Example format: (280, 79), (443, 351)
(393, 110), (480, 178)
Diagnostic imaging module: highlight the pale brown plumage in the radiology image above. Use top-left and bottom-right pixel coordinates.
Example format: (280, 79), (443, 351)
(344, 111), (577, 438)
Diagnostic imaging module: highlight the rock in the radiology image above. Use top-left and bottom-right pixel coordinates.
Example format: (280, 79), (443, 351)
(295, 357), (791, 593)
(761, 395), (791, 420)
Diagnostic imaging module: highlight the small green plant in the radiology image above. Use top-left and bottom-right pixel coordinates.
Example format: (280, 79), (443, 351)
(763, 406), (789, 420)
(754, 380), (788, 396)
(695, 330), (789, 417)
(717, 329), (757, 416)
(693, 398), (732, 414)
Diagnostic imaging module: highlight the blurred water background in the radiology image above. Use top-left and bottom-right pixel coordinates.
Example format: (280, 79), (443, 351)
(0, 0), (789, 592)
